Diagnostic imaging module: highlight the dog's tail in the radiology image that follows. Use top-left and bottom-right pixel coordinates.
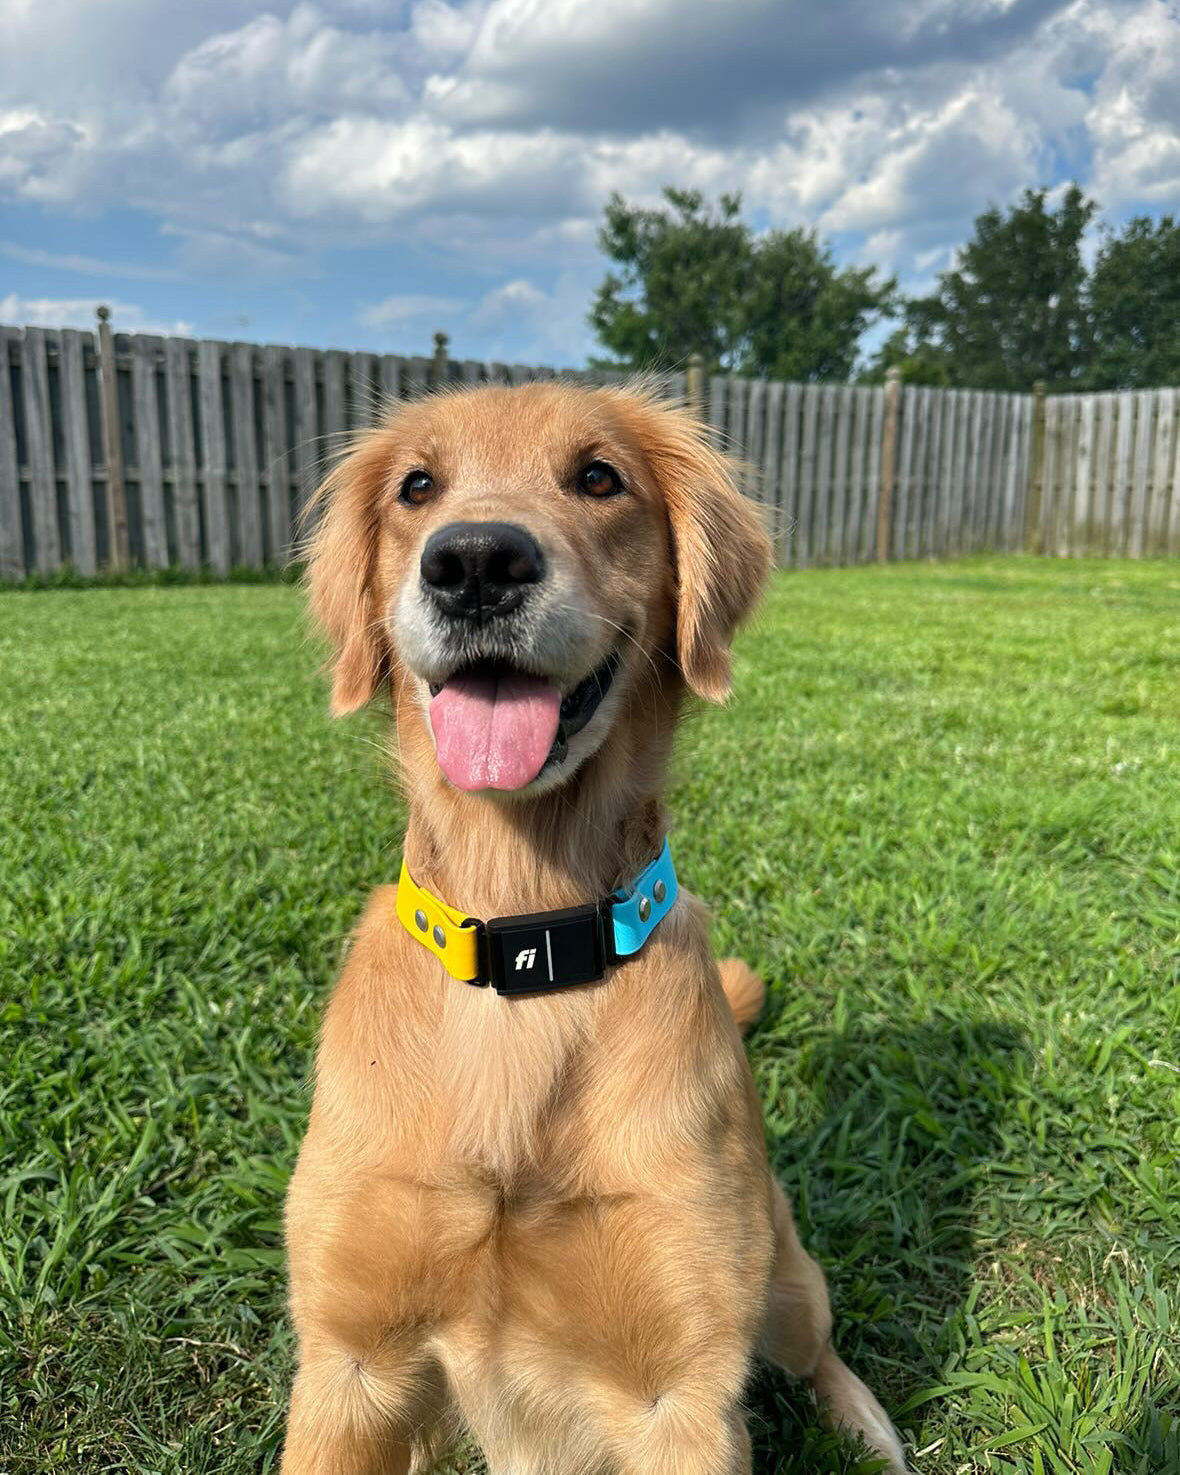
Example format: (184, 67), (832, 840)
(718, 958), (766, 1033)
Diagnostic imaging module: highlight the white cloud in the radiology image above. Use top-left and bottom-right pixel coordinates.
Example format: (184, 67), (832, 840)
(464, 272), (595, 363)
(410, 0), (481, 59)
(163, 4), (409, 134)
(1082, 1), (1180, 206)
(161, 222), (307, 279)
(0, 293), (193, 336)
(360, 292), (464, 326)
(819, 88), (1045, 236)
(0, 239), (180, 281)
(0, 108), (90, 203)
(470, 277), (546, 325)
(0, 0), (1177, 356)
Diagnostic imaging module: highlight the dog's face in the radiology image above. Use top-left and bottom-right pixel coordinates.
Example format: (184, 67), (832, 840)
(308, 384), (770, 796)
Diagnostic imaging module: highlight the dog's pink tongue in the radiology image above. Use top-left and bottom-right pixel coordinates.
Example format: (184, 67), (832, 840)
(430, 670), (561, 791)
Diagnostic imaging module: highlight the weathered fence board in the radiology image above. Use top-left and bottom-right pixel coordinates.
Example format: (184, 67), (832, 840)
(742, 378), (765, 504)
(952, 392), (972, 557)
(59, 328), (97, 575)
(917, 387), (937, 558)
(863, 386), (884, 564)
(1109, 392), (1134, 556)
(3, 320), (1180, 579)
(761, 380), (784, 552)
(1168, 392), (1180, 556)
(24, 328), (60, 573)
(778, 383), (801, 564)
(1129, 390), (1153, 559)
(982, 393), (1004, 553)
(261, 344), (289, 564)
(894, 386), (916, 562)
(292, 347), (319, 534)
(829, 386), (851, 564)
(845, 387), (867, 565)
(197, 339), (230, 575)
(1072, 395), (1094, 555)
(165, 338), (201, 569)
(228, 343), (261, 568)
(130, 336), (167, 568)
(795, 385), (819, 568)
(1154, 389), (1177, 555)
(708, 376), (727, 450)
(0, 328), (22, 578)
(967, 391), (987, 554)
(322, 351), (347, 485)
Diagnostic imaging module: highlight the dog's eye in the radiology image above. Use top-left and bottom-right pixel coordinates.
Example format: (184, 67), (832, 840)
(578, 461), (624, 498)
(400, 470), (435, 506)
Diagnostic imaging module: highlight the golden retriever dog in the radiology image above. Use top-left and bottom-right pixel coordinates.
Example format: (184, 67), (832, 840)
(283, 382), (907, 1475)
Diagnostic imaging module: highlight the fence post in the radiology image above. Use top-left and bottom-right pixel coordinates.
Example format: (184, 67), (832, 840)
(686, 352), (706, 420)
(876, 366), (901, 563)
(96, 305), (129, 571)
(430, 331), (449, 389)
(1024, 380), (1047, 553)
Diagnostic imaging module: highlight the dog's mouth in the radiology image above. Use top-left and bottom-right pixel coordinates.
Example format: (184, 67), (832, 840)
(427, 649), (620, 792)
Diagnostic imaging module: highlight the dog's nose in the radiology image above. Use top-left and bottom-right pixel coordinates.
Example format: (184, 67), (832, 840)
(420, 521), (545, 622)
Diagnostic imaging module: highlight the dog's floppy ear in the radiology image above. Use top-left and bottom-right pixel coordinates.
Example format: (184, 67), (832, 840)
(304, 433), (392, 716)
(643, 401), (772, 702)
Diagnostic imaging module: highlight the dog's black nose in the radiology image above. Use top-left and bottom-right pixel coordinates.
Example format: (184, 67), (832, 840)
(420, 521), (545, 622)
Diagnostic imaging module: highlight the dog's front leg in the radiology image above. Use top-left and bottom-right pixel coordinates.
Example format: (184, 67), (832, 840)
(607, 1394), (752, 1475)
(281, 1337), (446, 1475)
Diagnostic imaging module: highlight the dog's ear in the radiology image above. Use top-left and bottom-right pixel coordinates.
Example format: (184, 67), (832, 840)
(643, 402), (772, 702)
(304, 434), (391, 716)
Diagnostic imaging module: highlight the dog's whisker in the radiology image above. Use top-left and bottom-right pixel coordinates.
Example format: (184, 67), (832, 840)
(551, 604), (662, 684)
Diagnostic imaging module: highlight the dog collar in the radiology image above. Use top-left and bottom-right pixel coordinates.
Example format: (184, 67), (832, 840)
(396, 839), (678, 995)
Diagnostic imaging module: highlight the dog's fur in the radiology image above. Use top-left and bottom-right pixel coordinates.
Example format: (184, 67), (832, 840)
(283, 383), (907, 1474)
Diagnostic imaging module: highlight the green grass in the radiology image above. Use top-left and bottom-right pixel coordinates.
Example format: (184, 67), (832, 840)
(2, 557), (1178, 1475)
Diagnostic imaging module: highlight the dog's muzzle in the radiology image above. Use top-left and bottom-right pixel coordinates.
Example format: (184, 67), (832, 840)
(399, 519), (622, 793)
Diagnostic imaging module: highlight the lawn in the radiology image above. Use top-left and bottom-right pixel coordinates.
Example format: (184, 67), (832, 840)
(1, 558), (1178, 1475)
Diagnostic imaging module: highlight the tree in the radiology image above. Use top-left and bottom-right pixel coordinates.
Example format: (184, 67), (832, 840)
(588, 189), (751, 373)
(858, 326), (951, 387)
(741, 228), (895, 382)
(905, 185), (1096, 391)
(588, 188), (895, 379)
(1087, 215), (1180, 389)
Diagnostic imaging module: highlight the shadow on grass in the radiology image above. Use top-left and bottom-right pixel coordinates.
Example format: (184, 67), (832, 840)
(1111, 1402), (1180, 1475)
(746, 1016), (1027, 1474)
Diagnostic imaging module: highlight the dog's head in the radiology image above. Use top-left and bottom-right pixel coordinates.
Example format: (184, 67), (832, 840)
(307, 382), (770, 796)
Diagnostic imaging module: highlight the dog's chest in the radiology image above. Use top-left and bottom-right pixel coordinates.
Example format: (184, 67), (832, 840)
(433, 980), (598, 1181)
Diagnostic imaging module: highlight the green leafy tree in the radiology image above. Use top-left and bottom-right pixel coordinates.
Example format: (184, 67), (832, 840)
(589, 188), (895, 379)
(905, 185), (1096, 391)
(1087, 215), (1180, 389)
(741, 228), (895, 381)
(858, 326), (952, 387)
(589, 189), (751, 373)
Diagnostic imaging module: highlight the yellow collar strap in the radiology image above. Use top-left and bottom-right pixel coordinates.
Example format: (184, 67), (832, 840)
(396, 861), (483, 982)
(396, 840), (678, 997)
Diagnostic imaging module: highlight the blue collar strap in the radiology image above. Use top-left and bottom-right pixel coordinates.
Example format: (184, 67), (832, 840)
(398, 838), (678, 996)
(610, 839), (678, 958)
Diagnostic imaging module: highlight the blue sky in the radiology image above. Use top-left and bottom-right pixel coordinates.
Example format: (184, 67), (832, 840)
(1, 0), (1178, 367)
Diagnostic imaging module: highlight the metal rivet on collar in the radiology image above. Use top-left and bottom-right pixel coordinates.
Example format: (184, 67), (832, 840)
(653, 879), (666, 904)
(638, 895), (651, 922)
(433, 925), (446, 948)
(414, 909), (428, 932)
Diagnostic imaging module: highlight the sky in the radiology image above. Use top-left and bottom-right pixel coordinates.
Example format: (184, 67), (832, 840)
(1, 0), (1178, 368)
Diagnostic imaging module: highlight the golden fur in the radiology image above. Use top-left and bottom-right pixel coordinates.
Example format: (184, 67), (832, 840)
(283, 383), (907, 1474)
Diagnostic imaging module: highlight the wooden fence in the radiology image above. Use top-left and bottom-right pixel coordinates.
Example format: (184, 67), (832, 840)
(706, 376), (1037, 566)
(1, 318), (1178, 581)
(1026, 389), (1180, 558)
